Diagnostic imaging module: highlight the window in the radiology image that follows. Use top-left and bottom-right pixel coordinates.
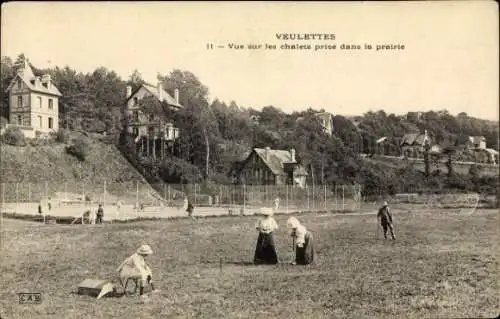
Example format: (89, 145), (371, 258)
(133, 111), (139, 122)
(133, 97), (139, 106)
(48, 117), (53, 129)
(38, 116), (42, 128)
(133, 127), (139, 136)
(17, 80), (22, 90)
(17, 115), (22, 125)
(37, 97), (42, 108)
(48, 99), (53, 109)
(17, 96), (23, 107)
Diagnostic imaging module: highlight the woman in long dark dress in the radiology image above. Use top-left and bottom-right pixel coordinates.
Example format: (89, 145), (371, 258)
(287, 217), (315, 265)
(254, 210), (279, 264)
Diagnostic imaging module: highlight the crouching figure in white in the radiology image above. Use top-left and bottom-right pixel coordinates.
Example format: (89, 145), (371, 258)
(116, 244), (157, 297)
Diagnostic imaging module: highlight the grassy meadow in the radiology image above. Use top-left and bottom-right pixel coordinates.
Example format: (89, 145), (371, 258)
(0, 208), (498, 318)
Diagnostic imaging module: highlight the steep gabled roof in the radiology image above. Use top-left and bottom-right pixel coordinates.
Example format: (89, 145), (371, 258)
(5, 61), (62, 96)
(126, 82), (182, 108)
(400, 132), (430, 146)
(468, 136), (486, 144)
(254, 148), (294, 175)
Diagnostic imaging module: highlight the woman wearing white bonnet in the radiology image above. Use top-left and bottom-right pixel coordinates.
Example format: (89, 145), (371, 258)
(253, 209), (279, 264)
(287, 217), (315, 265)
(116, 244), (157, 297)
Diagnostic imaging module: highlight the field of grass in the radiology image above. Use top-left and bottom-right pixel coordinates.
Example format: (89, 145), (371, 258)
(0, 208), (498, 318)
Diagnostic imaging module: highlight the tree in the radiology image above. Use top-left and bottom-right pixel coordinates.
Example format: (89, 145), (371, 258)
(1, 56), (15, 117)
(160, 70), (220, 179)
(442, 146), (456, 177)
(423, 142), (431, 177)
(127, 69), (145, 92)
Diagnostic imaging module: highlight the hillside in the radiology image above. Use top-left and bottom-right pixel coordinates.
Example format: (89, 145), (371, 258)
(0, 132), (159, 203)
(366, 155), (499, 177)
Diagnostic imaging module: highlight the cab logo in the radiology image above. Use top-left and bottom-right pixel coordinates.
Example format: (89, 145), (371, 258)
(18, 293), (42, 304)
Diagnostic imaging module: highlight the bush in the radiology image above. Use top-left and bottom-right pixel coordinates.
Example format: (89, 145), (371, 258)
(2, 126), (26, 146)
(54, 129), (70, 144)
(66, 137), (90, 161)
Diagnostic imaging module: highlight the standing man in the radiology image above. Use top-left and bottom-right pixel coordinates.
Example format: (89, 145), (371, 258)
(274, 197), (280, 212)
(187, 199), (195, 220)
(377, 201), (396, 240)
(96, 203), (104, 224)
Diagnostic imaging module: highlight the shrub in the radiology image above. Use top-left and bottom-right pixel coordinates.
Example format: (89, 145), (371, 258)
(66, 137), (90, 161)
(2, 126), (26, 146)
(54, 129), (70, 144)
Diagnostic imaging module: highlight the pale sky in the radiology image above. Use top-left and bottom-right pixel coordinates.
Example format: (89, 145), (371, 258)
(2, 1), (498, 120)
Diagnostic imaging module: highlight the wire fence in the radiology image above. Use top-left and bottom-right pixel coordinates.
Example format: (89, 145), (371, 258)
(0, 182), (496, 221)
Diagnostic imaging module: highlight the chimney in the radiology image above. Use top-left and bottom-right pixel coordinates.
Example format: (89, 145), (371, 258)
(157, 81), (163, 101)
(126, 86), (132, 99)
(41, 74), (51, 89)
(265, 146), (271, 161)
(290, 148), (296, 162)
(174, 88), (180, 105)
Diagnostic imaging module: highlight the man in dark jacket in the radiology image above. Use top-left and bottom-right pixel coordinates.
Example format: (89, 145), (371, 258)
(377, 201), (395, 240)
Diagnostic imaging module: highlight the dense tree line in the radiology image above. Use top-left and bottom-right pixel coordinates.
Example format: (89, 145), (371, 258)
(1, 54), (498, 193)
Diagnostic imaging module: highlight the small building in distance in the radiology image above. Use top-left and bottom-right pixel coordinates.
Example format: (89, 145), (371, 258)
(4, 58), (62, 138)
(315, 112), (334, 135)
(232, 147), (307, 187)
(400, 130), (431, 158)
(467, 136), (487, 150)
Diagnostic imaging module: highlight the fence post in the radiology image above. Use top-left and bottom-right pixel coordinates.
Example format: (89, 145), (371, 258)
(335, 185), (338, 210)
(194, 183), (197, 208)
(307, 185), (310, 210)
(16, 182), (19, 214)
(286, 184), (289, 213)
(342, 185), (345, 210)
(164, 184), (167, 202)
(136, 181), (139, 219)
(28, 183), (31, 202)
(243, 183), (246, 214)
(324, 184), (327, 211)
(44, 181), (48, 224)
(312, 184), (315, 211)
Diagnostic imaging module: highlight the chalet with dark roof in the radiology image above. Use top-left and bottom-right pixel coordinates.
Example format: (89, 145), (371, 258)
(400, 130), (431, 158)
(233, 147), (307, 187)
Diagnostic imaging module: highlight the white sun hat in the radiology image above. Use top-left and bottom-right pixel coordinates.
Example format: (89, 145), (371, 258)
(260, 208), (274, 216)
(287, 217), (300, 229)
(137, 244), (153, 255)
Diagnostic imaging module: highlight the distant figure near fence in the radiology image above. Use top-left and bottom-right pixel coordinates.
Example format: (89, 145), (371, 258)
(86, 209), (96, 225)
(377, 201), (396, 240)
(96, 204), (104, 224)
(274, 197), (280, 212)
(186, 198), (195, 219)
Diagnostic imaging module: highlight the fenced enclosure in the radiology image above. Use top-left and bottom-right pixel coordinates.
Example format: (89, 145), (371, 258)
(0, 181), (496, 222)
